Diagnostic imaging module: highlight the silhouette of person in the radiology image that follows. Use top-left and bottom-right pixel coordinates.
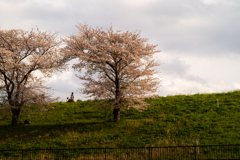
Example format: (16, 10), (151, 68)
(24, 119), (30, 125)
(70, 92), (74, 101)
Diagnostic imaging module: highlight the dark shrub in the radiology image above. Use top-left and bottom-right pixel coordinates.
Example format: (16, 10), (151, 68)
(67, 99), (75, 103)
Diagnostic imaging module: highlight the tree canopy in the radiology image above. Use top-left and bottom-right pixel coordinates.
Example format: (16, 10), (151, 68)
(63, 24), (161, 122)
(0, 28), (69, 125)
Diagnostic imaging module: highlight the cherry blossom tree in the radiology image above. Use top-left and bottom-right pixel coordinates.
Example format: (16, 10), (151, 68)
(63, 24), (161, 122)
(0, 28), (69, 125)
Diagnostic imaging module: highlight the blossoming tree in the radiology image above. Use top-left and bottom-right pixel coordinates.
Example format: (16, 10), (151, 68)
(63, 24), (161, 122)
(0, 28), (68, 125)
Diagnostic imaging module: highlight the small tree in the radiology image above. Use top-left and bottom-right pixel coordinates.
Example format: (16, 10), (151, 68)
(0, 28), (68, 125)
(63, 24), (161, 122)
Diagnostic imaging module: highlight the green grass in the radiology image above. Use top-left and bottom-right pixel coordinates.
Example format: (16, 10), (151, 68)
(1, 90), (240, 150)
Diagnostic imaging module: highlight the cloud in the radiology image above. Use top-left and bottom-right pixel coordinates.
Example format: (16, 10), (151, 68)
(234, 83), (240, 90)
(135, 0), (240, 57)
(160, 57), (190, 76)
(2, 0), (240, 56)
(159, 55), (207, 84)
(160, 76), (233, 97)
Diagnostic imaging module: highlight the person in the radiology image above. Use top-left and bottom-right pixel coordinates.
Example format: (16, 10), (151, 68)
(66, 97), (69, 102)
(24, 119), (30, 125)
(70, 92), (74, 101)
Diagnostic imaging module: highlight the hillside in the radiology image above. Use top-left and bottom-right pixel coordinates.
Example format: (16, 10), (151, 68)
(1, 90), (240, 150)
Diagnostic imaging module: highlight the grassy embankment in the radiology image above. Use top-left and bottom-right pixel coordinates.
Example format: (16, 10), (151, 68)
(1, 90), (240, 150)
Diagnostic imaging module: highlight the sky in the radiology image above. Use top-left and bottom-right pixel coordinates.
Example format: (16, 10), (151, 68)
(1, 0), (240, 101)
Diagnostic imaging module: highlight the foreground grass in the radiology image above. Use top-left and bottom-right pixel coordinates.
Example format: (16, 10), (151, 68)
(1, 90), (240, 150)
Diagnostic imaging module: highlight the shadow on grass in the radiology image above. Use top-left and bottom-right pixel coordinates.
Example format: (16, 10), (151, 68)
(0, 120), (116, 143)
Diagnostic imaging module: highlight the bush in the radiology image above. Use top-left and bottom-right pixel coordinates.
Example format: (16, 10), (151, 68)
(77, 99), (82, 103)
(67, 99), (75, 103)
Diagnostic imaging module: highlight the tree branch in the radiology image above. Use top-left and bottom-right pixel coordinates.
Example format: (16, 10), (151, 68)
(19, 67), (38, 84)
(106, 61), (116, 74)
(116, 58), (122, 65)
(105, 73), (115, 82)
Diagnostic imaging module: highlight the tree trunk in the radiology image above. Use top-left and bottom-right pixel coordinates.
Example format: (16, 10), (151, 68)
(11, 108), (21, 126)
(113, 108), (120, 122)
(114, 70), (121, 122)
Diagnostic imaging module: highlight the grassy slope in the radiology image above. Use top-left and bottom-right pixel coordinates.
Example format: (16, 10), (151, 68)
(1, 90), (240, 149)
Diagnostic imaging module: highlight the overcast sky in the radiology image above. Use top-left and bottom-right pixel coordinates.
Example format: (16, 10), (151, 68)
(1, 0), (240, 101)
